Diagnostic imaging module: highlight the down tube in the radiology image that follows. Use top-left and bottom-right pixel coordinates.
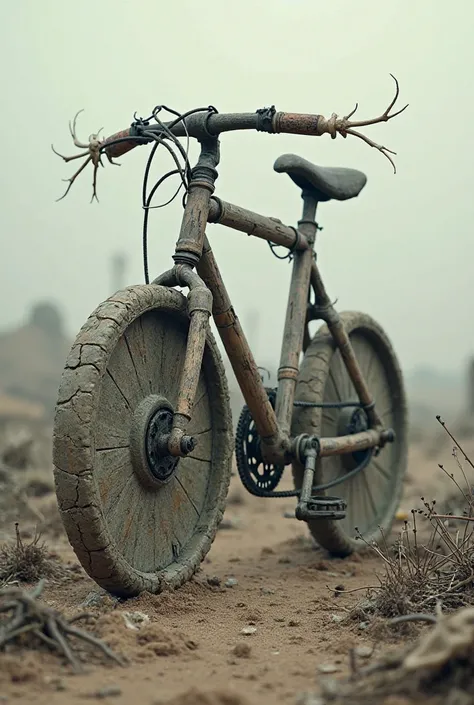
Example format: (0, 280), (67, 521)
(196, 238), (289, 458)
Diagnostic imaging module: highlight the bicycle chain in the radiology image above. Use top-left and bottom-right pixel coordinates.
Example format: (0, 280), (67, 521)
(235, 389), (370, 499)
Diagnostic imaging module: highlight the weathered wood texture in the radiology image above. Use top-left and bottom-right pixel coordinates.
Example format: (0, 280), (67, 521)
(53, 285), (233, 597)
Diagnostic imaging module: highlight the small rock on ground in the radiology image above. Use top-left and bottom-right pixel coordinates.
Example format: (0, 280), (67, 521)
(241, 626), (257, 635)
(317, 664), (340, 674)
(218, 517), (242, 530)
(232, 642), (251, 658)
(86, 686), (122, 699)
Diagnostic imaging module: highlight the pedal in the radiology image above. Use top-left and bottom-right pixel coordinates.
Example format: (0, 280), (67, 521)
(296, 436), (346, 521)
(295, 496), (347, 521)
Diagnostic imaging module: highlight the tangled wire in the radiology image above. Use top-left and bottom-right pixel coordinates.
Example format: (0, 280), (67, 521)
(133, 104), (219, 284)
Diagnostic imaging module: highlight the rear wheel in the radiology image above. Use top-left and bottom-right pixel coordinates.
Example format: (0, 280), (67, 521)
(291, 311), (407, 556)
(53, 285), (233, 597)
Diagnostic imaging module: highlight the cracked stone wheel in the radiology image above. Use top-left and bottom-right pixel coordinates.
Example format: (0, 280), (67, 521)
(291, 311), (408, 557)
(53, 285), (233, 597)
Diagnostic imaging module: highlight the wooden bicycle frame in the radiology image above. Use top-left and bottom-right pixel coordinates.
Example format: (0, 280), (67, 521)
(155, 137), (388, 466)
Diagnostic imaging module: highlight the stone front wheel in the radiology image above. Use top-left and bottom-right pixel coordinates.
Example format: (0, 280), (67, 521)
(53, 285), (233, 597)
(291, 311), (408, 556)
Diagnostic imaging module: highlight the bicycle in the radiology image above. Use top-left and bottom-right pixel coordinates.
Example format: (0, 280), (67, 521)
(52, 77), (408, 597)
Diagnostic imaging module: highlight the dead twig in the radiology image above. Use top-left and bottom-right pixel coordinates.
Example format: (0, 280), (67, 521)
(437, 415), (474, 473)
(388, 613), (438, 626)
(51, 110), (119, 203)
(0, 580), (126, 672)
(432, 514), (474, 523)
(326, 584), (381, 595)
(318, 74), (409, 173)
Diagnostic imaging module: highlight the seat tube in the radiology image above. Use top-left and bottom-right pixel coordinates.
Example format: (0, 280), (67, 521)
(275, 190), (318, 434)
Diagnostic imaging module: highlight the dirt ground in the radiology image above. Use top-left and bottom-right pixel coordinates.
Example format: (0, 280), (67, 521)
(0, 427), (473, 705)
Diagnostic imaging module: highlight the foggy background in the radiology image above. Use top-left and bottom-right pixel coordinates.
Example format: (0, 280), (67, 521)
(0, 0), (473, 429)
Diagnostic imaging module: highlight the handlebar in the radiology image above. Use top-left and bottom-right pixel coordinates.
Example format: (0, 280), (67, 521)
(53, 76), (407, 202)
(104, 110), (334, 160)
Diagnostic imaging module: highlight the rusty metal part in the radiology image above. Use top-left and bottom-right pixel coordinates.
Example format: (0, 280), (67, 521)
(319, 428), (391, 457)
(173, 139), (220, 265)
(256, 105), (277, 133)
(309, 260), (382, 428)
(274, 193), (318, 434)
(207, 198), (307, 251)
(197, 237), (289, 464)
(103, 127), (142, 158)
(273, 112), (321, 136)
(130, 395), (180, 489)
(166, 266), (213, 457)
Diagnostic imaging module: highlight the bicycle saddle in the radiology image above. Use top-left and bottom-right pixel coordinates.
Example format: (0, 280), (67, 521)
(273, 153), (367, 202)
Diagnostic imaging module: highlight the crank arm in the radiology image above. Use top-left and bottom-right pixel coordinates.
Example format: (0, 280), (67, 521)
(293, 427), (394, 521)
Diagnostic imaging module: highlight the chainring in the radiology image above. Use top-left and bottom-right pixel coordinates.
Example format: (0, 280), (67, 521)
(235, 388), (286, 497)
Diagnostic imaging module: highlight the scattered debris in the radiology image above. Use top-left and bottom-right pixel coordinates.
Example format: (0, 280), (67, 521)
(317, 663), (340, 674)
(1, 431), (34, 470)
(80, 591), (110, 610)
(241, 626), (257, 636)
(151, 687), (250, 704)
(85, 685), (122, 699)
(0, 524), (59, 585)
(311, 606), (474, 704)
(295, 692), (324, 705)
(232, 643), (251, 658)
(122, 612), (150, 631)
(0, 581), (126, 673)
(225, 577), (238, 588)
(218, 517), (242, 531)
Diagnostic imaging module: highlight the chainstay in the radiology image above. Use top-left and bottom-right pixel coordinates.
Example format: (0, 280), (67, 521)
(235, 390), (375, 499)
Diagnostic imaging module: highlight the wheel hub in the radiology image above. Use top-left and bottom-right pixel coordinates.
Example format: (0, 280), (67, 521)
(337, 406), (371, 470)
(145, 406), (179, 483)
(130, 394), (179, 489)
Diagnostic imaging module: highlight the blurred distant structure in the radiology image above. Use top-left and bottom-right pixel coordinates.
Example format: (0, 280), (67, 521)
(0, 301), (70, 421)
(468, 356), (474, 417)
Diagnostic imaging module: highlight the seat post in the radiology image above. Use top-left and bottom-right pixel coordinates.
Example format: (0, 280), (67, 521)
(299, 189), (319, 246)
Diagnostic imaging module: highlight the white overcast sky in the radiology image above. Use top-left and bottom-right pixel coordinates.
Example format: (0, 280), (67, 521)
(0, 0), (472, 374)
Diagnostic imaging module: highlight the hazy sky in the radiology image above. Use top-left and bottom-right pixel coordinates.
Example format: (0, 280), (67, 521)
(1, 0), (472, 375)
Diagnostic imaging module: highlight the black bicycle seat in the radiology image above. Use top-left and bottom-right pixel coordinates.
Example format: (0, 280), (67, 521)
(274, 153), (367, 202)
